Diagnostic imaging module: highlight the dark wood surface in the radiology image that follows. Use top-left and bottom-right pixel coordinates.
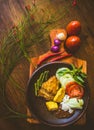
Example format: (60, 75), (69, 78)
(26, 29), (87, 125)
(0, 0), (94, 130)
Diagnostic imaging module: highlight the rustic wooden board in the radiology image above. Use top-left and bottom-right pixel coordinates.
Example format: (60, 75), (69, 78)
(27, 29), (87, 125)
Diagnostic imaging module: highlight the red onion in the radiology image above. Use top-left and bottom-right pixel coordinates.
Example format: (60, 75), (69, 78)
(51, 45), (59, 53)
(54, 39), (61, 46)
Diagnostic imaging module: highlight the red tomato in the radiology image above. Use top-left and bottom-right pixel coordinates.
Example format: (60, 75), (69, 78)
(66, 82), (84, 98)
(65, 36), (81, 52)
(66, 82), (76, 92)
(66, 21), (81, 36)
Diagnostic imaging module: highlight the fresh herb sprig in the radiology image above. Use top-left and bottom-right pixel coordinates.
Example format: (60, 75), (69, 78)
(0, 0), (70, 118)
(34, 70), (49, 96)
(71, 64), (87, 86)
(57, 64), (87, 86)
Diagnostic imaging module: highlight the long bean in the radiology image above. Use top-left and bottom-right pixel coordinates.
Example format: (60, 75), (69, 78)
(34, 70), (49, 96)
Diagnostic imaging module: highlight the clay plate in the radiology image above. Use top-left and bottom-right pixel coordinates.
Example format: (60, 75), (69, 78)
(26, 62), (89, 127)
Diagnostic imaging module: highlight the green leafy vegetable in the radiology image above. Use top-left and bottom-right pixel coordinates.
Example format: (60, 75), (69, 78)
(56, 64), (87, 86)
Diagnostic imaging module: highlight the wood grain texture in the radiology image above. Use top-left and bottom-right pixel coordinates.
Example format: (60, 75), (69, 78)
(0, 0), (94, 129)
(27, 29), (87, 125)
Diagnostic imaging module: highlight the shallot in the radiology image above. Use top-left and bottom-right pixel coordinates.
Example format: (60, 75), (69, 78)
(51, 45), (59, 53)
(54, 39), (61, 46)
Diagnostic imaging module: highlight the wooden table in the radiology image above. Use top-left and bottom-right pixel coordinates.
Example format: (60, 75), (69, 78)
(26, 29), (87, 125)
(0, 0), (94, 129)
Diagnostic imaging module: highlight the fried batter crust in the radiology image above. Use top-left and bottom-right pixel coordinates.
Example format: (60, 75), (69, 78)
(38, 76), (59, 100)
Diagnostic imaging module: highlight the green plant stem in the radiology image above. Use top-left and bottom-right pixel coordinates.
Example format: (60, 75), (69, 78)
(0, 0), (70, 118)
(4, 103), (30, 119)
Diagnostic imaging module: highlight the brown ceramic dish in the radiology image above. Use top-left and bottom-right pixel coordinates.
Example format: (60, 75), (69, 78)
(26, 62), (89, 127)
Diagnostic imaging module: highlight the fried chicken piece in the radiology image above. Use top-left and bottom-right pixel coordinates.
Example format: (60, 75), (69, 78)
(38, 76), (59, 100)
